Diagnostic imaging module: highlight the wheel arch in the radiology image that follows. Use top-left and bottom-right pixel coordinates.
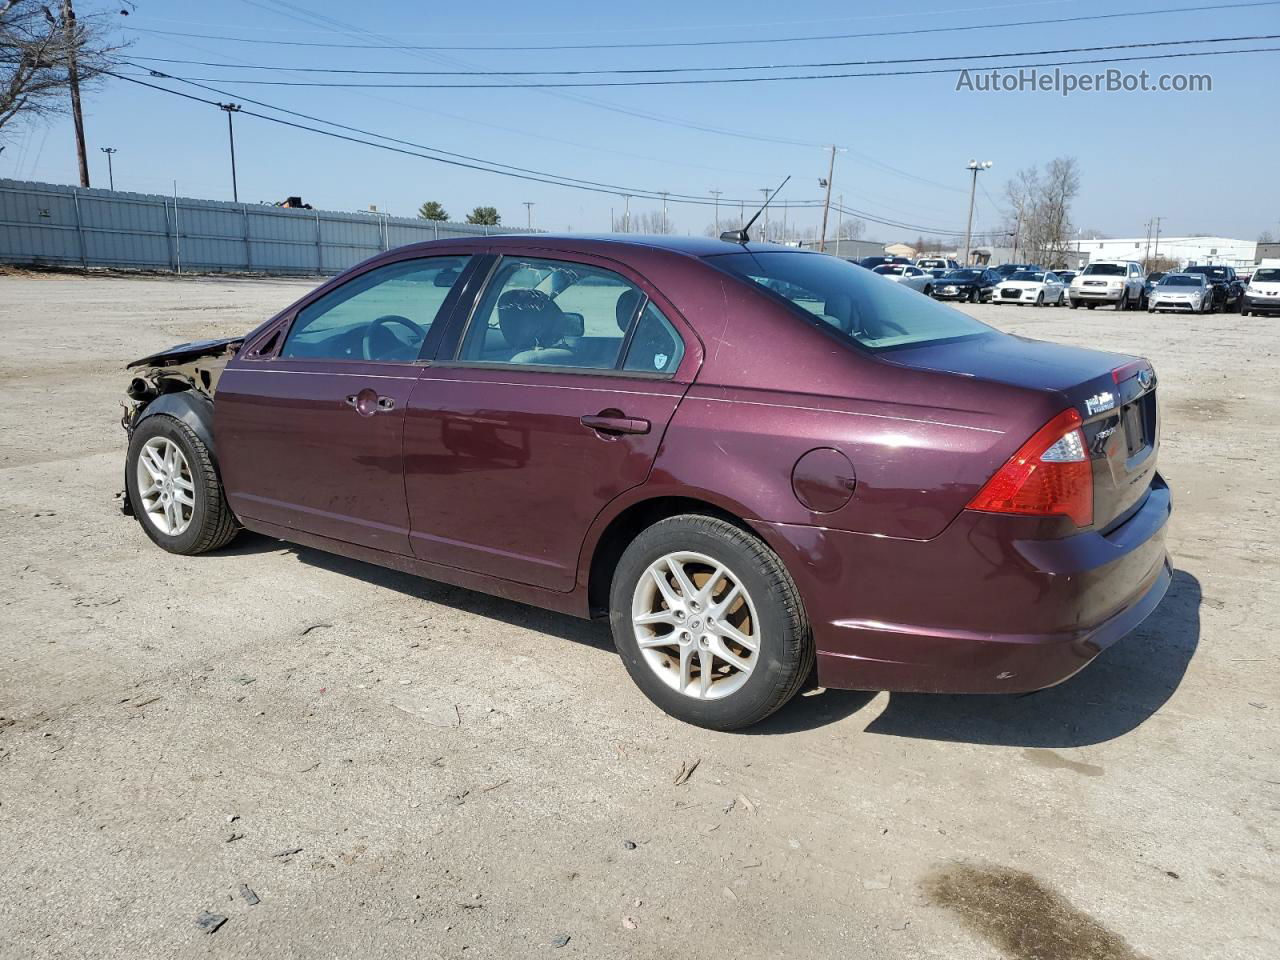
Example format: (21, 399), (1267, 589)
(132, 390), (217, 464)
(582, 491), (769, 620)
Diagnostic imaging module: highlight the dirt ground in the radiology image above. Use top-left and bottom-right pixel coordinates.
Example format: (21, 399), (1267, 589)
(0, 272), (1276, 960)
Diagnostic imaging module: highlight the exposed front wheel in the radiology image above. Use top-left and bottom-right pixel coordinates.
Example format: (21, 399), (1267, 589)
(610, 515), (813, 730)
(126, 413), (240, 555)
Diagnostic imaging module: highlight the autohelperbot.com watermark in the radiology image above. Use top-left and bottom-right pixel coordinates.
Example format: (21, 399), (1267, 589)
(956, 67), (1212, 97)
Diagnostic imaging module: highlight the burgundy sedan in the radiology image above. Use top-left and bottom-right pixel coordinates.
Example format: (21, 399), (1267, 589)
(121, 235), (1171, 730)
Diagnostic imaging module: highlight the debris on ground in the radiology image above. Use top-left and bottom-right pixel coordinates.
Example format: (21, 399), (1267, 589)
(194, 911), (227, 934)
(622, 840), (637, 850)
(273, 847), (303, 858)
(673, 758), (701, 786)
(550, 934), (571, 948)
(299, 623), (333, 636)
(622, 915), (638, 929)
(737, 794), (756, 814)
(239, 883), (260, 906)
(229, 676), (256, 686)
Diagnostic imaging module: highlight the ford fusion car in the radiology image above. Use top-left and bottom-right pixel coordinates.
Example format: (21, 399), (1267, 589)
(1148, 273), (1213, 313)
(992, 270), (1067, 307)
(121, 235), (1171, 731)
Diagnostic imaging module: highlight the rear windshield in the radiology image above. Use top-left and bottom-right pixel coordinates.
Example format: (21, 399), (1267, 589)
(1186, 266), (1228, 279)
(1160, 275), (1202, 286)
(1254, 268), (1280, 282)
(1082, 263), (1126, 276)
(713, 251), (992, 352)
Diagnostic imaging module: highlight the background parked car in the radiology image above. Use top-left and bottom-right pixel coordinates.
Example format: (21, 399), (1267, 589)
(992, 270), (1067, 307)
(934, 268), (999, 302)
(916, 257), (960, 272)
(1056, 270), (1078, 288)
(856, 255), (914, 270)
(1148, 273), (1214, 313)
(992, 263), (1043, 280)
(1242, 262), (1280, 316)
(872, 263), (936, 294)
(1182, 265), (1245, 312)
(1069, 260), (1146, 310)
(1144, 271), (1167, 300)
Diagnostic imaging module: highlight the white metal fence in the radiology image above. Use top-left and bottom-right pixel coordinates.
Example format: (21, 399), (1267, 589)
(0, 179), (532, 275)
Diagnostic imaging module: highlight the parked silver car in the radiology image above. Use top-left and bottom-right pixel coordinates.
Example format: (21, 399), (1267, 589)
(1148, 273), (1213, 313)
(872, 263), (936, 295)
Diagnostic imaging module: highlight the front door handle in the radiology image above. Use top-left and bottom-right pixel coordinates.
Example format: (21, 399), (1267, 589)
(580, 413), (651, 436)
(345, 389), (396, 417)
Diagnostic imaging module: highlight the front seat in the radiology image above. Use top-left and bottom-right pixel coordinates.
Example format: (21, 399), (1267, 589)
(498, 289), (576, 366)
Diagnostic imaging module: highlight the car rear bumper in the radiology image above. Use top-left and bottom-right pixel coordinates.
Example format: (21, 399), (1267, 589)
(755, 474), (1172, 694)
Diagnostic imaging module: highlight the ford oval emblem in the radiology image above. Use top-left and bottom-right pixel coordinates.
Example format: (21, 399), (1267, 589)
(1137, 368), (1154, 390)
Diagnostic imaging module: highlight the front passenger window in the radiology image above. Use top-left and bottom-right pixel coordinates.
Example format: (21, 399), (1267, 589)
(281, 256), (469, 362)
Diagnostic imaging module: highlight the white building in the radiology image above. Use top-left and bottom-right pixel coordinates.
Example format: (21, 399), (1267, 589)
(1071, 236), (1257, 270)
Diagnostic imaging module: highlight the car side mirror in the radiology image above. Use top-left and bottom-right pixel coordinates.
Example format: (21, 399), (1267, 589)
(560, 312), (586, 338)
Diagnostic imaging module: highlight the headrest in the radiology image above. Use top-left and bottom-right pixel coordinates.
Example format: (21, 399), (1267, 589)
(497, 289), (565, 351)
(615, 288), (644, 332)
(823, 293), (855, 333)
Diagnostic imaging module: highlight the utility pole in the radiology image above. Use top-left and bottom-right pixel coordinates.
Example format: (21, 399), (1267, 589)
(963, 159), (993, 266)
(622, 194), (631, 233)
(835, 193), (844, 257)
(709, 190), (722, 233)
(818, 144), (841, 252)
(61, 0), (89, 187)
(659, 191), (670, 234)
(99, 147), (117, 191)
(523, 201), (534, 230)
(219, 103), (241, 202)
(1152, 216), (1164, 262)
(1011, 202), (1024, 262)
(759, 188), (772, 240)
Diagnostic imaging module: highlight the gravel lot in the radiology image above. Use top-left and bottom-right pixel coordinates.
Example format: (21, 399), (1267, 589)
(1, 272), (1276, 960)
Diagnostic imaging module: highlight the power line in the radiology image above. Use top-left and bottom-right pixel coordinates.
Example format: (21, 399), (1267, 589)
(121, 65), (821, 207)
(122, 34), (1280, 76)
(146, 44), (1280, 88)
(119, 1), (1280, 51)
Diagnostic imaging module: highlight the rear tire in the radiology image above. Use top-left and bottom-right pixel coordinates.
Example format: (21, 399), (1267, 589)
(609, 515), (813, 731)
(126, 413), (240, 555)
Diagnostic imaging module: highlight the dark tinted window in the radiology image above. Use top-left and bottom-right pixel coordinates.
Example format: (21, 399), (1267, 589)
(1009, 272), (1045, 281)
(1254, 268), (1280, 282)
(715, 251), (991, 351)
(944, 269), (982, 280)
(282, 256), (468, 362)
(1082, 263), (1127, 276)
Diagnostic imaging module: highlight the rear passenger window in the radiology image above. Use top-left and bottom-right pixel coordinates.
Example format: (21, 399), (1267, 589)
(622, 302), (684, 374)
(459, 257), (665, 371)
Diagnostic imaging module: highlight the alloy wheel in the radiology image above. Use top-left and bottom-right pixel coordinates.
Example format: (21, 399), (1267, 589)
(631, 551), (760, 700)
(136, 436), (195, 536)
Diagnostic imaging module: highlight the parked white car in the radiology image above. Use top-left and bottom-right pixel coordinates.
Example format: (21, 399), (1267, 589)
(1148, 273), (1213, 313)
(1241, 260), (1280, 316)
(872, 263), (936, 295)
(992, 270), (1067, 307)
(916, 257), (960, 272)
(1068, 260), (1146, 310)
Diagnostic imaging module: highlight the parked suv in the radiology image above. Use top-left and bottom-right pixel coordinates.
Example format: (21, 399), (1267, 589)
(1069, 261), (1146, 310)
(1182, 265), (1245, 313)
(1242, 261), (1280, 316)
(916, 257), (959, 272)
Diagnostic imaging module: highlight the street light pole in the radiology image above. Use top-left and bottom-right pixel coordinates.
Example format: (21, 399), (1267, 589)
(709, 189), (722, 234)
(523, 202), (534, 230)
(759, 188), (772, 239)
(963, 159), (992, 266)
(219, 103), (242, 202)
(99, 147), (117, 191)
(622, 194), (631, 233)
(659, 191), (670, 234)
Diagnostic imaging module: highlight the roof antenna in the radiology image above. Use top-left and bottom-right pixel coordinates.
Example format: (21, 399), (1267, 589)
(720, 175), (790, 244)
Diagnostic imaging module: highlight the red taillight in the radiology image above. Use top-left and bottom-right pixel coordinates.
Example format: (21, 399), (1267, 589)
(968, 409), (1093, 527)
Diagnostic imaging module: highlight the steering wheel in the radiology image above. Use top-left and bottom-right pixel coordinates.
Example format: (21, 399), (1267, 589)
(362, 314), (426, 361)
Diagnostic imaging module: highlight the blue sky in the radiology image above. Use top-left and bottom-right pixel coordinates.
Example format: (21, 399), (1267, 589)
(3, 0), (1278, 242)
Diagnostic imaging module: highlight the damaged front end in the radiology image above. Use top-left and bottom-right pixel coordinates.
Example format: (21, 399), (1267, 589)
(120, 337), (242, 515)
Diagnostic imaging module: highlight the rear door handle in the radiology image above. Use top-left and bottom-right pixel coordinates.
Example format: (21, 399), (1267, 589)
(580, 414), (651, 436)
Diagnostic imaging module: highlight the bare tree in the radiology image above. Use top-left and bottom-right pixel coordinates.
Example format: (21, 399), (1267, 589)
(1001, 156), (1080, 266)
(0, 1), (123, 138)
(634, 209), (675, 234)
(1259, 230), (1276, 244)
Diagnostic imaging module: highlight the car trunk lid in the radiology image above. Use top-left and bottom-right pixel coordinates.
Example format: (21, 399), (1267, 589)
(885, 333), (1159, 531)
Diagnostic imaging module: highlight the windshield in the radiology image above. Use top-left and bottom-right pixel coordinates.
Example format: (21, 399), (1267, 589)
(1009, 272), (1045, 282)
(874, 265), (907, 275)
(1160, 275), (1202, 287)
(1082, 263), (1127, 276)
(1254, 268), (1280, 282)
(714, 251), (992, 352)
(943, 269), (981, 280)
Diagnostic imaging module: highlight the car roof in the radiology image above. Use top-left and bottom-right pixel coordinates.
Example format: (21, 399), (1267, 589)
(391, 232), (813, 260)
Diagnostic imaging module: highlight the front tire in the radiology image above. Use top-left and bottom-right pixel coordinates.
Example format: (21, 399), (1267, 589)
(126, 413), (239, 555)
(609, 515), (813, 731)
